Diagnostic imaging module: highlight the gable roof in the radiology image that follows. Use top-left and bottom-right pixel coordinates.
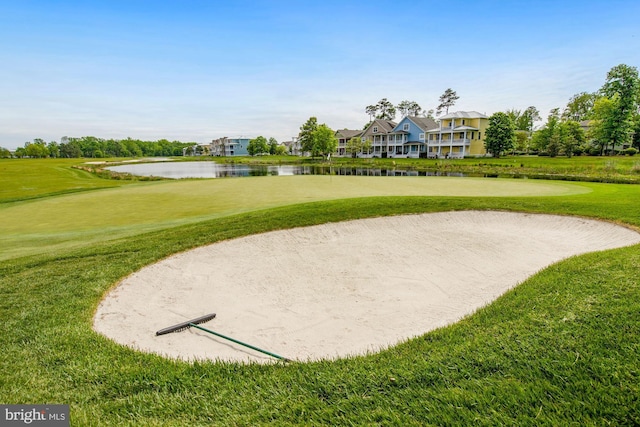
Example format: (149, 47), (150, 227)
(335, 129), (362, 139)
(362, 118), (397, 136)
(391, 116), (439, 133)
(408, 116), (438, 131)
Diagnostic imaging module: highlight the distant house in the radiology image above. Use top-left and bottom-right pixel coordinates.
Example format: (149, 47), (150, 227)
(335, 129), (363, 157)
(426, 111), (489, 158)
(387, 116), (438, 158)
(282, 136), (303, 156)
(210, 137), (250, 156)
(346, 116), (439, 158)
(359, 118), (397, 158)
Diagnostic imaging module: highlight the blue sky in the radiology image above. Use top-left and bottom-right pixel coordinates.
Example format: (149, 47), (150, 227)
(1, 0), (639, 149)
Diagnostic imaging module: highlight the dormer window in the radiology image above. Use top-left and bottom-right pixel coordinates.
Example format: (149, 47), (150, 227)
(373, 126), (378, 133)
(403, 123), (410, 131)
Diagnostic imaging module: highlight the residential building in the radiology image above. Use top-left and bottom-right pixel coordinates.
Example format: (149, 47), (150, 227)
(359, 118), (396, 158)
(387, 116), (438, 158)
(282, 136), (303, 156)
(426, 111), (489, 158)
(348, 117), (438, 158)
(335, 129), (363, 157)
(210, 137), (250, 156)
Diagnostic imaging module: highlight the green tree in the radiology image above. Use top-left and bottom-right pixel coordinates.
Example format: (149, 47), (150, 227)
(598, 64), (640, 151)
(505, 108), (521, 127)
(345, 137), (363, 158)
(531, 109), (584, 157)
(506, 106), (540, 132)
(517, 106), (541, 132)
(247, 136), (268, 156)
(24, 139), (49, 158)
(268, 137), (279, 155)
(362, 139), (372, 157)
(514, 130), (530, 153)
(365, 104), (377, 122)
(375, 98), (396, 120)
(59, 140), (83, 158)
(589, 96), (619, 155)
(633, 114), (640, 149)
(297, 118), (338, 158)
(313, 124), (338, 158)
(47, 141), (59, 158)
(561, 121), (586, 157)
(484, 112), (515, 158)
(0, 147), (12, 158)
(436, 88), (459, 115)
(298, 117), (319, 155)
(397, 100), (422, 117)
(562, 92), (597, 121)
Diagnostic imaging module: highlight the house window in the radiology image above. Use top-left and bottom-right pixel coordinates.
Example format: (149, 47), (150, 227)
(373, 126), (378, 133)
(462, 119), (466, 125)
(478, 132), (482, 139)
(419, 133), (425, 140)
(403, 123), (410, 131)
(361, 137), (366, 142)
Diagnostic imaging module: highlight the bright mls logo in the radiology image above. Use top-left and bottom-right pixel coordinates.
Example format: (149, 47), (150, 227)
(1, 405), (69, 426)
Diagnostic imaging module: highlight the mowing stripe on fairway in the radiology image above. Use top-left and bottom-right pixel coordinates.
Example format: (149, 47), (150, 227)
(0, 175), (589, 261)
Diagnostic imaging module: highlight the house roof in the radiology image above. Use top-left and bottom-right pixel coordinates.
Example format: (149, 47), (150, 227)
(391, 116), (438, 133)
(335, 129), (362, 139)
(362, 119), (397, 136)
(438, 111), (488, 120)
(409, 116), (438, 130)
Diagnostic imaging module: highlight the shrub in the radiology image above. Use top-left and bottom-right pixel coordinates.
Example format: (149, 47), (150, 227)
(624, 147), (638, 156)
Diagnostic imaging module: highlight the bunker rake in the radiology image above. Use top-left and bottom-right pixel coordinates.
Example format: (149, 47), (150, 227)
(156, 313), (291, 362)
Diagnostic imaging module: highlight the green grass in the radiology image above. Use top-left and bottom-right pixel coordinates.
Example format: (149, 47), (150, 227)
(0, 158), (140, 202)
(0, 174), (587, 261)
(1, 159), (640, 425)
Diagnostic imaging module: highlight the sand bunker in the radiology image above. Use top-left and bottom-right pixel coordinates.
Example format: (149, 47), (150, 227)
(93, 211), (640, 363)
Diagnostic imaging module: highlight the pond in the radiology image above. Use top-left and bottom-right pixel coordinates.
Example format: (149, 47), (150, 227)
(106, 161), (471, 179)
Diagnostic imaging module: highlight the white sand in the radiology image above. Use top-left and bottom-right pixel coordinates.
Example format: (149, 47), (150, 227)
(93, 211), (640, 363)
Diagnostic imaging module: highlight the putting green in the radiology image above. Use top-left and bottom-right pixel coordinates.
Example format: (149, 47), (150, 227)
(0, 175), (589, 261)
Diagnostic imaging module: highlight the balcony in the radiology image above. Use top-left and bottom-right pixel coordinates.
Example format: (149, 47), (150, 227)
(427, 138), (470, 146)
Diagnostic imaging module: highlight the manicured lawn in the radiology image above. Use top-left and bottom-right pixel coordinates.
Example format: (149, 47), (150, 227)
(0, 173), (587, 261)
(0, 158), (137, 202)
(1, 158), (640, 425)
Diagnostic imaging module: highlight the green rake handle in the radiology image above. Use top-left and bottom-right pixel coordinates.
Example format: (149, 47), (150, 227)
(189, 323), (291, 362)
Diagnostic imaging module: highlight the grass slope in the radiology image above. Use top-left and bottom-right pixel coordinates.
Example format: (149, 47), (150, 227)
(1, 160), (640, 425)
(0, 158), (135, 202)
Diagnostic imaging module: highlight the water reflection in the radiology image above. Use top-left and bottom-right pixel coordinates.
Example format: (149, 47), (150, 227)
(106, 162), (470, 179)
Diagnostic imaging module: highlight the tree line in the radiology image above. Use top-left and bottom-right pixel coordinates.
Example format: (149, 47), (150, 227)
(364, 88), (459, 123)
(486, 64), (639, 157)
(246, 136), (287, 156)
(5, 136), (196, 159)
